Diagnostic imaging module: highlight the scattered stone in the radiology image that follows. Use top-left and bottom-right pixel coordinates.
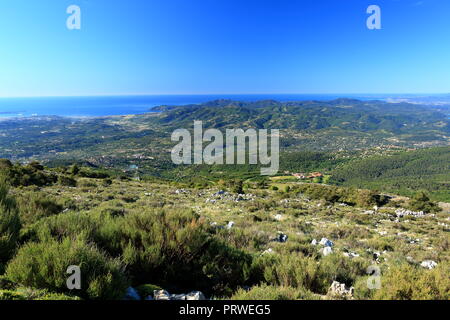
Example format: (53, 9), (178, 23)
(154, 290), (171, 300)
(395, 208), (426, 218)
(328, 281), (354, 299)
(186, 291), (206, 300)
(311, 239), (317, 245)
(273, 233), (288, 243)
(226, 221), (235, 229)
(153, 290), (206, 300)
(319, 238), (334, 247)
(274, 214), (283, 221)
(322, 246), (333, 256)
(343, 252), (360, 258)
(420, 260), (438, 270)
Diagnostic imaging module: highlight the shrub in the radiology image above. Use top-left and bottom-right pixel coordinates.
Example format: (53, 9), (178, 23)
(230, 284), (318, 300)
(58, 175), (77, 187)
(408, 191), (441, 213)
(31, 208), (253, 297)
(372, 262), (449, 300)
(0, 178), (21, 268)
(0, 162), (56, 187)
(30, 211), (100, 243)
(78, 180), (97, 188)
(317, 254), (369, 291)
(116, 209), (252, 296)
(0, 290), (25, 300)
(250, 254), (322, 292)
(102, 179), (113, 187)
(250, 252), (368, 295)
(16, 192), (63, 225)
(228, 179), (244, 194)
(6, 238), (129, 300)
(0, 275), (16, 290)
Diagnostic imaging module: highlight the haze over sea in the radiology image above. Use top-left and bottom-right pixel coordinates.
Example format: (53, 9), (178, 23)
(0, 94), (449, 118)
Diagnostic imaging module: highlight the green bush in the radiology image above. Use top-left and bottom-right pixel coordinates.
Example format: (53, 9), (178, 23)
(0, 162), (56, 187)
(318, 254), (368, 291)
(250, 253), (327, 293)
(0, 290), (25, 300)
(29, 211), (100, 243)
(408, 191), (441, 213)
(0, 178), (21, 268)
(58, 175), (77, 187)
(5, 287), (82, 300)
(372, 262), (449, 300)
(6, 238), (129, 300)
(27, 208), (253, 297)
(117, 209), (252, 296)
(230, 284), (318, 300)
(250, 252), (368, 295)
(0, 275), (16, 290)
(16, 192), (63, 225)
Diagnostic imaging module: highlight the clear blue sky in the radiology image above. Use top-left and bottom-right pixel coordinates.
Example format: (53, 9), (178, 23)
(0, 0), (449, 97)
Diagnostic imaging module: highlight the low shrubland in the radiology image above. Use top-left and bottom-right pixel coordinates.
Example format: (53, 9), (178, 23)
(0, 162), (448, 300)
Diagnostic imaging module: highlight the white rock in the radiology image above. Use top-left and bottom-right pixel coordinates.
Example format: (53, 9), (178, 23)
(274, 214), (283, 221)
(319, 237), (334, 247)
(328, 281), (354, 298)
(186, 291), (206, 300)
(311, 239), (317, 245)
(262, 248), (274, 255)
(226, 221), (235, 229)
(322, 246), (333, 256)
(420, 260), (438, 269)
(154, 290), (171, 300)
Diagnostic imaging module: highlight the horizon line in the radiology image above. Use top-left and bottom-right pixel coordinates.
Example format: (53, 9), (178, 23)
(0, 92), (449, 99)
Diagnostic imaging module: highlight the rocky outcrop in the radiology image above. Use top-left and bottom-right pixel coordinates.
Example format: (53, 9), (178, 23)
(327, 281), (354, 299)
(395, 208), (426, 218)
(153, 290), (206, 300)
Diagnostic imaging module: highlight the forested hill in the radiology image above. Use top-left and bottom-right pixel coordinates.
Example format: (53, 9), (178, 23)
(330, 146), (450, 202)
(153, 99), (450, 133)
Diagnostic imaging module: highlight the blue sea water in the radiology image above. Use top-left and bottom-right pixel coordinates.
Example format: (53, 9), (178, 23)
(0, 94), (447, 118)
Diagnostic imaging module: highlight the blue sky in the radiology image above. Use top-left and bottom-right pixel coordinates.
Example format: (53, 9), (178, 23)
(0, 0), (449, 97)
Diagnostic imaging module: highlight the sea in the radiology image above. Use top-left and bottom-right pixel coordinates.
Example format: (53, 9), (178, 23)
(0, 94), (449, 118)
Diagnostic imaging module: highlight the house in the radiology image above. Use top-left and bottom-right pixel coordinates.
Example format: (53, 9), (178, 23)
(292, 173), (306, 179)
(307, 172), (324, 179)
